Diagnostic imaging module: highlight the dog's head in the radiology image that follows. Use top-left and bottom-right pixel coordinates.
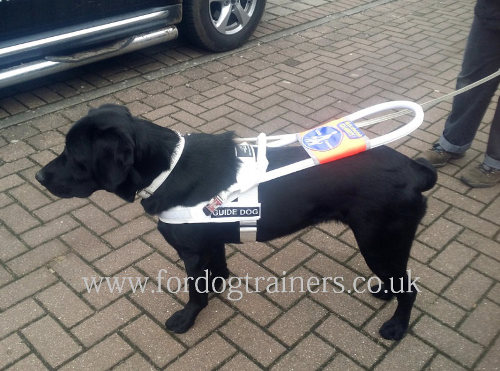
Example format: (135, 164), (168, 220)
(36, 104), (138, 201)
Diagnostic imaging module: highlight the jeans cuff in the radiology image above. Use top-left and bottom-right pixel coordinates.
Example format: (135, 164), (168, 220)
(438, 135), (470, 154)
(484, 154), (500, 170)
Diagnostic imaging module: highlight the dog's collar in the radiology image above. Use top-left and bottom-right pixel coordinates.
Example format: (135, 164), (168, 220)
(137, 134), (185, 199)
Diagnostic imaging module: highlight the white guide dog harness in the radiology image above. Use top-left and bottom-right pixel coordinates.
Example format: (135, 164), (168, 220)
(138, 101), (424, 241)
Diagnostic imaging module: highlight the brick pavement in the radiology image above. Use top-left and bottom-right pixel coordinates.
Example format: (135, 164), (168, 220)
(1, 0), (499, 369)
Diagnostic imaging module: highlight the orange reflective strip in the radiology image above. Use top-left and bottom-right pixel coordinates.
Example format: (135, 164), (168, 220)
(298, 119), (368, 164)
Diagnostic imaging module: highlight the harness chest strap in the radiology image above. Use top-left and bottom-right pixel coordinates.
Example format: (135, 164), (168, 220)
(137, 134), (185, 199)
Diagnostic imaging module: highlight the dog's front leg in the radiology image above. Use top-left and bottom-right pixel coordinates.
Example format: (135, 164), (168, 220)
(165, 253), (209, 333)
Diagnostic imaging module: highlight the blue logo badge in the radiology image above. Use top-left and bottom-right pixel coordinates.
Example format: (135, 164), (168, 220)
(302, 126), (343, 151)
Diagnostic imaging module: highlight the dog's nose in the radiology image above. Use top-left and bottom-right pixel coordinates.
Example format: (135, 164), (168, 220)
(35, 170), (45, 184)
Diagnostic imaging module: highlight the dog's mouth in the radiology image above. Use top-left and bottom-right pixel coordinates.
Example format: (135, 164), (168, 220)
(35, 169), (96, 199)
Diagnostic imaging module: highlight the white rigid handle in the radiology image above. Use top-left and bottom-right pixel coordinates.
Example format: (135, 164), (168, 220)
(345, 100), (424, 149)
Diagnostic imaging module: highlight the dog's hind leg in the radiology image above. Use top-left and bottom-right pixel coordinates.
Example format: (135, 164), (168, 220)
(351, 215), (421, 341)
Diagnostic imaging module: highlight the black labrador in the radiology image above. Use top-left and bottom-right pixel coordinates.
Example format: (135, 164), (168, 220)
(36, 104), (436, 340)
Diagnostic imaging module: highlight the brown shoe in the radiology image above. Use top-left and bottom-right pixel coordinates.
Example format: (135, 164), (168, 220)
(421, 144), (464, 168)
(461, 164), (500, 188)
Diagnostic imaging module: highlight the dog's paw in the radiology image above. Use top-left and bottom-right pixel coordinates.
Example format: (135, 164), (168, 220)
(379, 318), (407, 340)
(165, 309), (196, 333)
(370, 284), (394, 301)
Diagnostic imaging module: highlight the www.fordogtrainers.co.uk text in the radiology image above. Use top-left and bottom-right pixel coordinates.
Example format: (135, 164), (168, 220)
(82, 269), (421, 301)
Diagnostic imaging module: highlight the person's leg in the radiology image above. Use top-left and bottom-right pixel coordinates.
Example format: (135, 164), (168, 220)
(484, 97), (500, 168)
(438, 16), (500, 153)
(424, 15), (500, 167)
(461, 97), (500, 187)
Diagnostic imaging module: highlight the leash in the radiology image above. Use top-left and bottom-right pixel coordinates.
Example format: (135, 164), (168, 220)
(355, 68), (500, 128)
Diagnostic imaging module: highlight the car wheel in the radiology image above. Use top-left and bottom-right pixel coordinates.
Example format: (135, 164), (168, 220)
(182, 0), (266, 52)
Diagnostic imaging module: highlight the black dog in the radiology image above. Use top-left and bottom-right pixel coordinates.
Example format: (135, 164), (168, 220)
(36, 104), (436, 340)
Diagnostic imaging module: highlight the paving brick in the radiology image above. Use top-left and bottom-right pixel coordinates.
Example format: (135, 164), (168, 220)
(272, 334), (334, 371)
(416, 291), (466, 327)
(374, 335), (434, 371)
(0, 226), (28, 262)
(60, 227), (111, 262)
(59, 334), (132, 371)
(83, 267), (143, 310)
(0, 265), (13, 285)
(458, 229), (500, 260)
(50, 253), (99, 292)
(33, 198), (88, 222)
(432, 187), (484, 214)
(6, 353), (48, 371)
(129, 281), (183, 323)
(266, 240), (314, 272)
(228, 253), (276, 290)
(89, 190), (126, 211)
(71, 297), (140, 346)
(315, 315), (385, 368)
(417, 217), (462, 250)
(311, 288), (374, 327)
(22, 316), (82, 368)
(0, 334), (30, 369)
(479, 195), (500, 223)
(94, 239), (152, 275)
(475, 335), (500, 371)
(7, 239), (68, 275)
(112, 353), (155, 371)
(306, 253), (360, 289)
(413, 315), (483, 368)
(408, 259), (450, 293)
(429, 241), (477, 277)
(323, 354), (363, 371)
(109, 202), (145, 223)
(8, 183), (51, 210)
(0, 268), (56, 310)
(36, 282), (93, 327)
(26, 131), (65, 150)
(174, 298), (235, 346)
(0, 204), (40, 234)
(219, 354), (262, 371)
(445, 207), (498, 238)
(0, 158), (34, 178)
(102, 216), (156, 247)
(221, 315), (286, 367)
(269, 298), (326, 346)
(0, 141), (35, 162)
(459, 299), (500, 346)
(0, 299), (45, 338)
(121, 315), (185, 367)
(167, 333), (236, 371)
(72, 204), (119, 235)
(21, 215), (78, 247)
(443, 268), (492, 309)
(427, 354), (467, 371)
(300, 228), (356, 262)
(0, 194), (11, 210)
(471, 254), (500, 281)
(229, 289), (281, 326)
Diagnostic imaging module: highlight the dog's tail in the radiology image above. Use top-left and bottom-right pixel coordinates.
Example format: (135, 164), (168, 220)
(411, 157), (437, 192)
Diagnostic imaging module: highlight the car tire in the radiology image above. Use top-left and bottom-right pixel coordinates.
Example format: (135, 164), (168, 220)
(182, 0), (266, 52)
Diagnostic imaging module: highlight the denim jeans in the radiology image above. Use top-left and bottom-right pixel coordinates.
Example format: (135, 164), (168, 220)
(438, 15), (500, 169)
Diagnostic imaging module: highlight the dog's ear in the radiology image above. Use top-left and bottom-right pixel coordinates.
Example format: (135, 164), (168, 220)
(92, 126), (135, 194)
